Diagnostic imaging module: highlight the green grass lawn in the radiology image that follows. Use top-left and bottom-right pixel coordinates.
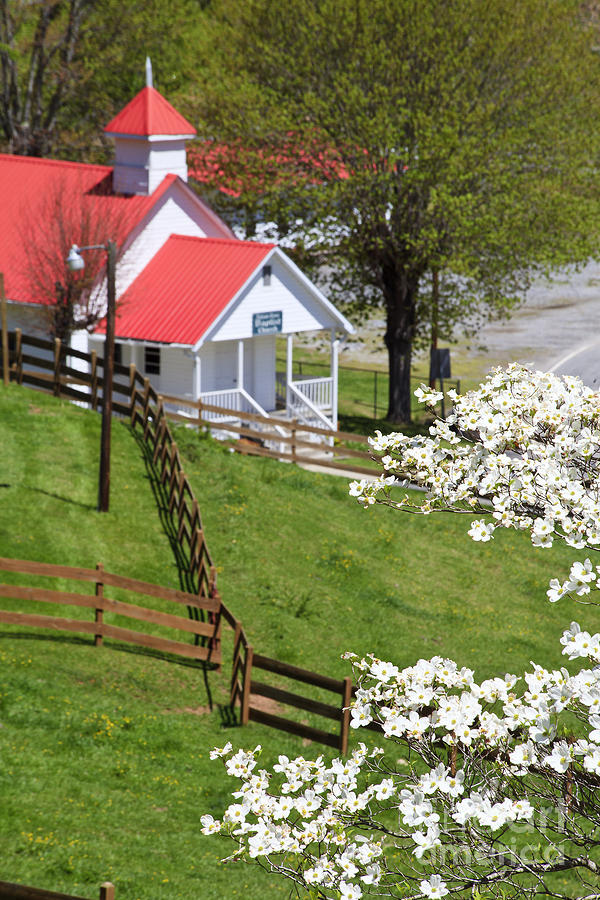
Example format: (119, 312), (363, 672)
(276, 344), (460, 436)
(0, 382), (594, 900)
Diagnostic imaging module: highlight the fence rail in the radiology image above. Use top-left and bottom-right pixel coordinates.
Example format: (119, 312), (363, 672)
(0, 557), (221, 665)
(157, 392), (378, 476)
(227, 602), (352, 754)
(0, 881), (115, 900)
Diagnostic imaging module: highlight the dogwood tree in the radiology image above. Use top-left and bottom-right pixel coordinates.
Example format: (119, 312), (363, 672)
(203, 365), (600, 898)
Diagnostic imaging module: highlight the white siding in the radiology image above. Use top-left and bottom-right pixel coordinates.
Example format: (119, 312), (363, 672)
(91, 182), (233, 310)
(199, 341), (237, 392)
(150, 346), (194, 398)
(112, 136), (189, 195)
(207, 256), (340, 342)
(6, 302), (51, 339)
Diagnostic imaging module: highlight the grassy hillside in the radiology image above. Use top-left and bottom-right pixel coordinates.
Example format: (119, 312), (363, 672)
(0, 382), (591, 900)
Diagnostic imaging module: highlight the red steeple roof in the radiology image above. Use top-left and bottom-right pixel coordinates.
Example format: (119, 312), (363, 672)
(104, 86), (196, 137)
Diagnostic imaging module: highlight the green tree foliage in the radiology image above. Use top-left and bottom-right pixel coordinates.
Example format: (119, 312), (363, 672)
(0, 0), (205, 161)
(192, 0), (600, 422)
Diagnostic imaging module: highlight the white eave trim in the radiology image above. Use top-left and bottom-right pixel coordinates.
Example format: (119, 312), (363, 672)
(104, 131), (196, 141)
(89, 333), (193, 350)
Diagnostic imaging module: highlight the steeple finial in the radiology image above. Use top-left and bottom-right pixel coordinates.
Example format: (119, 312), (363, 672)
(145, 57), (153, 89)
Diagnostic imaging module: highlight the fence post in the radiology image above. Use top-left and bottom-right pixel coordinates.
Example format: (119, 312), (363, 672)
(99, 883), (115, 900)
(14, 328), (22, 384)
(53, 338), (62, 397)
(142, 378), (151, 438)
(169, 468), (184, 516)
(290, 418), (297, 464)
(230, 620), (242, 707)
(152, 418), (165, 465)
(208, 575), (221, 662)
(90, 350), (98, 410)
(94, 562), (104, 647)
(373, 370), (378, 420)
(197, 396), (203, 432)
(193, 527), (204, 564)
(241, 644), (254, 725)
(191, 497), (199, 532)
(340, 676), (352, 756)
(129, 363), (137, 425)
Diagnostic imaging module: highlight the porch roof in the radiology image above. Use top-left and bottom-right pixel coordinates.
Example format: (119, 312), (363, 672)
(97, 234), (354, 346)
(97, 235), (275, 344)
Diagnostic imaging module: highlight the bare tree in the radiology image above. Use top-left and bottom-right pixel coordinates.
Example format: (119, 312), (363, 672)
(19, 171), (133, 343)
(0, 0), (93, 157)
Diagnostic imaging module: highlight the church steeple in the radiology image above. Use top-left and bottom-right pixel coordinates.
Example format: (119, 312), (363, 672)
(104, 61), (196, 195)
(145, 56), (153, 89)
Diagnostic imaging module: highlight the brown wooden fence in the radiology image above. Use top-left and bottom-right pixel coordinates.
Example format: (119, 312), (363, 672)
(1, 330), (377, 477)
(0, 557), (221, 666)
(159, 392), (378, 476)
(0, 881), (114, 900)
(1, 330), (360, 752)
(223, 603), (352, 755)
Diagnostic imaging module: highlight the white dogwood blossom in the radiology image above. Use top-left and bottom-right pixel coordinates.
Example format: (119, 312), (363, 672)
(350, 364), (600, 606)
(203, 368), (600, 898)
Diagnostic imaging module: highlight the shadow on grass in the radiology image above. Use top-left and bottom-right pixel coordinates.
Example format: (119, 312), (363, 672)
(130, 428), (197, 596)
(130, 426), (217, 709)
(18, 484), (96, 511)
(0, 630), (219, 673)
(218, 703), (240, 728)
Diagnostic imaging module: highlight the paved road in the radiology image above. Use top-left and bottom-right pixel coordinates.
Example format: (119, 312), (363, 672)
(550, 339), (600, 386)
(453, 261), (600, 386)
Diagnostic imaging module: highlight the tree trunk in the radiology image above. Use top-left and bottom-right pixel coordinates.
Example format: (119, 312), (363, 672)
(383, 270), (419, 424)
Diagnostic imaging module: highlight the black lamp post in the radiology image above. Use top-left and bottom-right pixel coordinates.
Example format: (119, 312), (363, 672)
(66, 241), (117, 512)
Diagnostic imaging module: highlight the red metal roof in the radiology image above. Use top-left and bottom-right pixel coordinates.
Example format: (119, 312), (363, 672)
(104, 87), (196, 137)
(96, 235), (274, 345)
(0, 154), (178, 305)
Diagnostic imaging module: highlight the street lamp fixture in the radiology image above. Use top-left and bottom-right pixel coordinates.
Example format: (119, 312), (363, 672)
(67, 240), (117, 513)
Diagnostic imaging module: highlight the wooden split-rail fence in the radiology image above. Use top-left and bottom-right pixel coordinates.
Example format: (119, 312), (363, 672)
(0, 557), (222, 666)
(223, 604), (353, 755)
(0, 881), (115, 900)
(1, 329), (379, 475)
(159, 392), (378, 476)
(0, 330), (361, 753)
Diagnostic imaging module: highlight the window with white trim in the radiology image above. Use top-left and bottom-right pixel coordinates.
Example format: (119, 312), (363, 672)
(144, 345), (160, 375)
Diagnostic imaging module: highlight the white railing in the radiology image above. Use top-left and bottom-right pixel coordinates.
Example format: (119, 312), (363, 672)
(199, 388), (244, 421)
(287, 382), (335, 436)
(291, 376), (333, 411)
(195, 387), (288, 450)
(238, 388), (288, 450)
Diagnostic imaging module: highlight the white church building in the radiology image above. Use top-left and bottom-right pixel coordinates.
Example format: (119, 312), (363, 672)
(0, 65), (353, 430)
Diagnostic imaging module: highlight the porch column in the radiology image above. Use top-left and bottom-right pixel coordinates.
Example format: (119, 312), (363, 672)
(330, 328), (339, 430)
(286, 333), (293, 386)
(237, 339), (244, 391)
(193, 353), (201, 401)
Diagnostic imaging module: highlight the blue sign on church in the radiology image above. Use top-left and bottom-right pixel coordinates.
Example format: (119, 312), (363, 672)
(252, 311), (282, 335)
